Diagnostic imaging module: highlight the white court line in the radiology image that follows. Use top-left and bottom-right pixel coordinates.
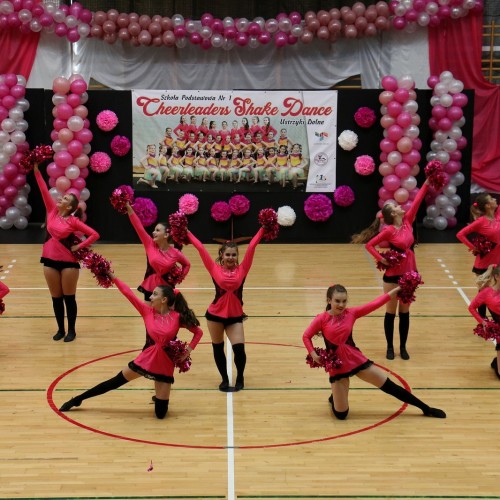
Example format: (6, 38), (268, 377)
(226, 339), (235, 500)
(457, 286), (471, 306)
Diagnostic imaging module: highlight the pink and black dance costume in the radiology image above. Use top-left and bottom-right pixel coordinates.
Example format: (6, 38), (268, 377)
(0, 280), (9, 315)
(469, 287), (500, 380)
(365, 182), (429, 358)
(59, 277), (203, 418)
(302, 292), (446, 419)
(34, 168), (99, 341)
(128, 211), (190, 301)
(187, 228), (265, 390)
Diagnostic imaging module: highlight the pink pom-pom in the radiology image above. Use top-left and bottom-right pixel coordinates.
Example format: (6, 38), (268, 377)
(258, 208), (279, 241)
(110, 185), (134, 214)
(178, 193), (199, 215)
(0, 298), (5, 315)
(19, 144), (54, 173)
(304, 194), (333, 222)
(376, 249), (407, 271)
(354, 155), (376, 176)
(96, 110), (119, 132)
(397, 271), (423, 304)
(90, 152), (112, 173)
(168, 211), (189, 246)
(305, 347), (343, 372)
(473, 320), (500, 343)
(424, 160), (446, 191)
(333, 185), (355, 207)
(470, 235), (496, 258)
(229, 194), (251, 216)
(110, 135), (131, 156)
(165, 339), (192, 373)
(133, 197), (158, 227)
(163, 265), (185, 287)
(354, 107), (376, 128)
(211, 201), (232, 222)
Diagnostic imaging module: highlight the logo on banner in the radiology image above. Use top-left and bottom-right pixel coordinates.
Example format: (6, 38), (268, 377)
(314, 131), (329, 142)
(314, 152), (328, 166)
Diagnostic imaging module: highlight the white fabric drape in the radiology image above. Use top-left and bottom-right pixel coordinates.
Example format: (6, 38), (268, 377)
(27, 29), (429, 90)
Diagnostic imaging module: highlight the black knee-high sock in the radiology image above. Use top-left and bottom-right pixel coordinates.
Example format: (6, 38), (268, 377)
(399, 312), (410, 349)
(384, 312), (396, 349)
(52, 296), (65, 332)
(74, 371), (128, 404)
(63, 294), (77, 332)
(380, 378), (430, 413)
(232, 343), (246, 383)
(212, 342), (229, 383)
(154, 398), (169, 419)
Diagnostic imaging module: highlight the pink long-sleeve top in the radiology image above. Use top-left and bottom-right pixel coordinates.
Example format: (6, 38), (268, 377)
(303, 293), (391, 377)
(114, 278), (203, 377)
(35, 169), (99, 262)
(188, 228), (264, 318)
(469, 287), (500, 323)
(365, 182), (428, 277)
(128, 212), (190, 291)
(0, 281), (9, 299)
(456, 211), (500, 270)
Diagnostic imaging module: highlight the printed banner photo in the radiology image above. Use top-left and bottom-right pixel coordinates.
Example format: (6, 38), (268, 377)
(131, 89), (338, 193)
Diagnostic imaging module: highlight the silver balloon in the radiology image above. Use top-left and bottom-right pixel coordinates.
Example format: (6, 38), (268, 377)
(16, 98), (30, 111)
(441, 205), (456, 218)
(8, 106), (24, 121)
(449, 126), (463, 139)
(435, 194), (451, 208)
(290, 24), (303, 37)
(440, 70), (454, 82)
(52, 94), (67, 106)
(30, 18), (43, 32)
(450, 194), (461, 207)
(433, 216), (448, 230)
(434, 130), (448, 143)
(211, 34), (223, 48)
(423, 216), (435, 229)
(53, 9), (66, 23)
(0, 216), (13, 230)
(175, 37), (187, 48)
(443, 138), (457, 152)
(253, 17), (265, 29)
(0, 131), (8, 144)
(15, 119), (29, 132)
(80, 92), (89, 104)
(17, 75), (27, 86)
(442, 183), (457, 196)
(222, 17), (234, 28)
(430, 96), (440, 106)
(436, 151), (450, 164)
(248, 36), (259, 49)
(403, 100), (418, 114)
(2, 142), (17, 156)
(13, 195), (27, 208)
(5, 206), (20, 222)
(426, 204), (440, 218)
(222, 38), (234, 51)
(1, 118), (16, 133)
(450, 172), (465, 186)
(14, 216), (28, 230)
(10, 130), (26, 145)
(80, 188), (90, 201)
(426, 151), (437, 161)
(19, 204), (32, 217)
(431, 140), (442, 152)
(172, 14), (184, 26)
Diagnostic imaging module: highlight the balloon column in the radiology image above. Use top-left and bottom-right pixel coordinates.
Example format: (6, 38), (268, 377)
(47, 75), (91, 221)
(0, 73), (31, 230)
(377, 74), (422, 212)
(423, 71), (467, 230)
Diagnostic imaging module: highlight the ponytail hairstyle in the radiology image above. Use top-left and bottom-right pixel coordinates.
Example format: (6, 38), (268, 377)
(67, 194), (83, 220)
(476, 264), (500, 290)
(157, 285), (200, 328)
(351, 203), (396, 244)
(470, 193), (491, 220)
(215, 241), (239, 265)
(325, 284), (348, 311)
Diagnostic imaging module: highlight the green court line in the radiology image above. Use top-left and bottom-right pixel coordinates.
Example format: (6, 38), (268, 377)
(2, 497), (224, 500)
(238, 496), (500, 499)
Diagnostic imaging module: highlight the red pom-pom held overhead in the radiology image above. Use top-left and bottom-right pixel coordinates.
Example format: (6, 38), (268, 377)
(258, 208), (279, 241)
(110, 185), (135, 214)
(19, 145), (54, 173)
(168, 211), (189, 246)
(424, 160), (447, 191)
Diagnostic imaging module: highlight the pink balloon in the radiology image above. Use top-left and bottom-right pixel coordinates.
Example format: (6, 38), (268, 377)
(396, 111), (412, 128)
(456, 136), (468, 149)
(72, 177), (86, 190)
(387, 124), (404, 141)
(380, 138), (396, 153)
(128, 22), (141, 36)
(54, 151), (73, 168)
(56, 103), (74, 120)
(378, 90), (393, 105)
(431, 105), (447, 119)
(381, 75), (398, 92)
(66, 93), (81, 108)
(383, 174), (401, 191)
(412, 138), (422, 150)
(395, 162), (411, 178)
(46, 162), (64, 178)
(402, 149), (421, 166)
(447, 106), (463, 121)
(380, 114), (395, 129)
(74, 154), (90, 168)
(438, 118), (452, 131)
(397, 137), (413, 154)
(80, 167), (89, 179)
(74, 128), (93, 144)
(56, 176), (71, 192)
(446, 217), (457, 228)
(50, 130), (59, 142)
(394, 188), (409, 203)
(450, 150), (462, 161)
(66, 188), (81, 199)
(2, 95), (16, 109)
(378, 162), (394, 176)
(427, 75), (439, 88)
(58, 128), (74, 143)
(387, 100), (403, 118)
(70, 79), (88, 95)
(452, 93), (468, 107)
(67, 28), (80, 43)
(12, 173), (26, 188)
(73, 105), (88, 118)
(67, 140), (83, 157)
(236, 32), (249, 46)
(0, 175), (8, 189)
(10, 85), (25, 99)
(393, 88), (409, 104)
(274, 32), (287, 47)
(4, 185), (18, 199)
(444, 160), (461, 174)
(3, 163), (18, 180)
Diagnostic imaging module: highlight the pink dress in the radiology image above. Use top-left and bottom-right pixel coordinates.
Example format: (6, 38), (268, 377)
(128, 212), (190, 294)
(303, 294), (391, 380)
(0, 281), (9, 300)
(469, 287), (500, 351)
(114, 278), (203, 382)
(188, 228), (264, 318)
(35, 169), (99, 264)
(365, 183), (428, 278)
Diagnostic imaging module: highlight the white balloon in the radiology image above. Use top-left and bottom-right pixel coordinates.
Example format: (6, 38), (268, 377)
(5, 206), (20, 222)
(423, 216), (435, 228)
(426, 205), (440, 218)
(434, 216), (448, 230)
(17, 75), (27, 86)
(16, 98), (30, 112)
(80, 187), (90, 201)
(403, 100), (418, 114)
(451, 172), (465, 186)
(436, 151), (450, 164)
(440, 70), (454, 82)
(449, 79), (464, 94)
(443, 138), (457, 152)
(65, 15), (78, 28)
(2, 142), (16, 156)
(52, 94), (67, 106)
(398, 75), (414, 90)
(434, 82), (448, 96)
(19, 204), (32, 217)
(49, 187), (63, 200)
(439, 94), (453, 107)
(0, 130), (9, 144)
(15, 119), (28, 132)
(443, 184), (457, 196)
(450, 194), (461, 207)
(14, 216), (28, 230)
(10, 130), (26, 145)
(8, 106), (24, 121)
(1, 118), (16, 133)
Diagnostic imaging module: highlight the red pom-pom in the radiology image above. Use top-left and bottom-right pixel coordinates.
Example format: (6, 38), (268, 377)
(397, 271), (424, 304)
(470, 234), (496, 258)
(305, 347), (343, 372)
(376, 249), (407, 271)
(258, 208), (279, 241)
(0, 298), (5, 315)
(110, 185), (134, 214)
(424, 160), (447, 191)
(168, 210), (189, 246)
(473, 320), (500, 343)
(165, 339), (192, 373)
(19, 145), (54, 173)
(163, 265), (185, 287)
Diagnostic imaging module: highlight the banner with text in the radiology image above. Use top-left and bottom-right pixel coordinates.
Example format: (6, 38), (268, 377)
(131, 90), (337, 192)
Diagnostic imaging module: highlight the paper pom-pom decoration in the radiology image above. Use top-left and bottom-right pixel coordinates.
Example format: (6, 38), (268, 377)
(110, 135), (131, 157)
(90, 152), (112, 173)
(305, 347), (343, 372)
(354, 155), (376, 176)
(178, 193), (199, 215)
(19, 144), (54, 173)
(277, 205), (296, 227)
(338, 130), (358, 151)
(376, 249), (406, 271)
(211, 201), (232, 222)
(354, 107), (376, 128)
(333, 185), (355, 207)
(304, 194), (333, 222)
(397, 271), (423, 304)
(133, 197), (158, 227)
(470, 235), (496, 258)
(424, 160), (447, 191)
(473, 319), (500, 343)
(110, 185), (134, 214)
(168, 211), (189, 246)
(258, 208), (279, 241)
(96, 110), (119, 132)
(229, 194), (250, 216)
(165, 339), (192, 373)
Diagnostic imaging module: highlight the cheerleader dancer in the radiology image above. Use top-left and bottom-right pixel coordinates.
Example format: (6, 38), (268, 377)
(288, 143), (308, 189)
(59, 274), (203, 418)
(218, 150), (231, 181)
(303, 284), (446, 420)
(125, 202), (190, 301)
(187, 226), (266, 392)
(181, 146), (196, 182)
(236, 149), (256, 183)
(261, 117), (277, 140)
(34, 163), (100, 342)
(158, 145), (169, 183)
(167, 146), (184, 182)
(457, 194), (500, 319)
(228, 149), (241, 183)
(468, 265), (500, 379)
(138, 144), (161, 189)
(173, 115), (189, 138)
(0, 271), (9, 315)
(351, 180), (430, 361)
(194, 146), (209, 182)
(249, 116), (261, 139)
(206, 148), (219, 182)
